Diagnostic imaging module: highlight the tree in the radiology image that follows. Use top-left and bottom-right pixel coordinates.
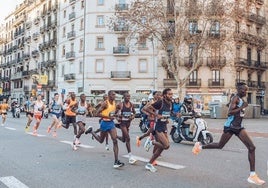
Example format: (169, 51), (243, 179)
(109, 0), (244, 97)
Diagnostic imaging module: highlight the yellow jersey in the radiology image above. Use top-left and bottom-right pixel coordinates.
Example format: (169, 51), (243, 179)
(102, 100), (116, 121)
(0, 103), (9, 113)
(65, 99), (77, 116)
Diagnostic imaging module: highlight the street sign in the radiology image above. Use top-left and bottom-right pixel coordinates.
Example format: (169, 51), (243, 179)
(61, 89), (66, 94)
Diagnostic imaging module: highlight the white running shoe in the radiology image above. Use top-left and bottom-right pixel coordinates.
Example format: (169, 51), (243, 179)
(72, 144), (77, 151)
(144, 137), (153, 152)
(145, 163), (157, 172)
(105, 144), (109, 151)
(129, 157), (137, 165)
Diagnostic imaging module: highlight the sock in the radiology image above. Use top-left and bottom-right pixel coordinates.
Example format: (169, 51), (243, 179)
(128, 153), (132, 158)
(250, 171), (256, 176)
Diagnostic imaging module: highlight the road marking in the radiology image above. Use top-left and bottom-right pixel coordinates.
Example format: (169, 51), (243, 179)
(5, 127), (16, 131)
(26, 132), (46, 137)
(122, 154), (186, 170)
(222, 147), (247, 153)
(60, 141), (95, 148)
(0, 176), (29, 188)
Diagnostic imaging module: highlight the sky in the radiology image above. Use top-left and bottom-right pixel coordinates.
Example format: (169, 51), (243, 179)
(0, 0), (24, 24)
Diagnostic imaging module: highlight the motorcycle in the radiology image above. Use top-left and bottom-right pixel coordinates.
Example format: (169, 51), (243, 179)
(14, 105), (21, 118)
(170, 113), (213, 145)
(43, 107), (49, 119)
(139, 114), (149, 133)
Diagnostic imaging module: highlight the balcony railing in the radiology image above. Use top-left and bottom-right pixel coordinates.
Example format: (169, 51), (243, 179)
(114, 25), (129, 32)
(10, 72), (22, 80)
(208, 79), (224, 87)
(69, 12), (76, 20)
(246, 12), (266, 25)
(67, 31), (76, 40)
(233, 32), (266, 49)
(64, 73), (76, 82)
(163, 79), (177, 88)
(183, 57), (203, 69)
(185, 79), (201, 87)
(113, 46), (129, 55)
(111, 71), (131, 79)
(247, 81), (258, 88)
(22, 71), (31, 78)
(115, 4), (129, 11)
(66, 51), (75, 60)
(207, 56), (226, 69)
(206, 30), (226, 39)
(47, 60), (56, 67)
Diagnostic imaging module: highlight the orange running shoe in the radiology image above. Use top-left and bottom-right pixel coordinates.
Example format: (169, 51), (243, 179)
(247, 174), (265, 185)
(136, 136), (141, 147)
(192, 142), (202, 155)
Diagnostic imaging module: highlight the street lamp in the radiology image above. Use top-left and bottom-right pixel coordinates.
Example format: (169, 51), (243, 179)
(151, 37), (156, 90)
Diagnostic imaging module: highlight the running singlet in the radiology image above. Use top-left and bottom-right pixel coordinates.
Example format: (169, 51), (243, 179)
(121, 102), (133, 121)
(153, 99), (171, 132)
(65, 99), (77, 116)
(102, 100), (116, 121)
(224, 95), (244, 128)
(76, 102), (88, 123)
(51, 100), (62, 114)
(25, 101), (33, 112)
(1, 104), (9, 113)
(34, 101), (44, 115)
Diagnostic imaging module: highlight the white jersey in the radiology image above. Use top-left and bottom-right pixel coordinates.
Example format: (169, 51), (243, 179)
(76, 102), (88, 123)
(33, 101), (44, 115)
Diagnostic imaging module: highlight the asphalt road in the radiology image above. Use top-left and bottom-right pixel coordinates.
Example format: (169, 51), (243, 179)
(0, 113), (268, 188)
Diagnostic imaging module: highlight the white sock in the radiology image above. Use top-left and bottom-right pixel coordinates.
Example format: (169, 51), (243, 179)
(250, 171), (256, 176)
(128, 153), (132, 158)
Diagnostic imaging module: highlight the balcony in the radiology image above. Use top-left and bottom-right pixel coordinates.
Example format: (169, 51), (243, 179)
(14, 15), (26, 26)
(69, 12), (76, 21)
(49, 38), (57, 48)
(66, 51), (75, 60)
(233, 32), (266, 49)
(114, 25), (129, 32)
(52, 4), (58, 12)
(183, 57), (203, 70)
(247, 81), (258, 89)
(32, 50), (39, 58)
(185, 79), (201, 87)
(25, 22), (32, 29)
(208, 79), (224, 88)
(184, 30), (202, 41)
(163, 79), (177, 88)
(22, 71), (31, 78)
(69, 0), (76, 4)
(113, 46), (129, 55)
(34, 17), (40, 25)
(10, 72), (22, 80)
(111, 71), (131, 79)
(246, 12), (266, 26)
(47, 60), (56, 67)
(25, 36), (31, 43)
(40, 25), (46, 34)
(32, 32), (39, 40)
(235, 58), (268, 71)
(23, 54), (30, 61)
(207, 56), (226, 69)
(206, 30), (226, 40)
(67, 31), (76, 40)
(64, 73), (76, 82)
(115, 4), (129, 11)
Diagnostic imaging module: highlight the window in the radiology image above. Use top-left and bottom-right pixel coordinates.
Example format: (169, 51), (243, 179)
(62, 27), (66, 37)
(139, 59), (147, 73)
(63, 10), (66, 18)
(62, 45), (65, 56)
(97, 16), (104, 27)
(235, 21), (240, 33)
(62, 65), (65, 77)
(210, 20), (220, 34)
(80, 39), (83, 51)
(71, 43), (74, 51)
(138, 37), (147, 49)
(97, 0), (104, 5)
(212, 70), (220, 82)
(96, 59), (104, 73)
(81, 0), (84, 9)
(189, 43), (196, 58)
(189, 20), (198, 34)
(96, 37), (104, 49)
(80, 18), (84, 30)
(189, 70), (197, 82)
(141, 16), (147, 25)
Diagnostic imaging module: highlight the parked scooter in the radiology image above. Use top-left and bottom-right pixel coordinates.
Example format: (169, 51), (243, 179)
(43, 107), (49, 119)
(139, 115), (149, 133)
(14, 104), (21, 118)
(170, 113), (213, 145)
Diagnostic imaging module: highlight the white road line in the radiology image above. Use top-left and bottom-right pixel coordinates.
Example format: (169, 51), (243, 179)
(0, 176), (29, 188)
(60, 141), (95, 148)
(122, 154), (186, 170)
(26, 132), (46, 137)
(5, 127), (16, 131)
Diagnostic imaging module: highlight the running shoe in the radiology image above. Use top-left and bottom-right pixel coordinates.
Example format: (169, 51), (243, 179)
(145, 163), (157, 172)
(74, 138), (80, 145)
(136, 136), (141, 147)
(144, 138), (153, 152)
(247, 174), (265, 185)
(33, 130), (37, 136)
(1, 123), (4, 126)
(129, 157), (137, 165)
(192, 142), (202, 155)
(47, 127), (51, 133)
(52, 131), (57, 137)
(152, 160), (157, 166)
(113, 160), (125, 168)
(85, 126), (93, 134)
(72, 144), (77, 151)
(25, 125), (30, 132)
(105, 144), (109, 151)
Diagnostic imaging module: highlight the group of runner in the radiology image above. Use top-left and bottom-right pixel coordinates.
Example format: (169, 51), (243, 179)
(0, 82), (266, 185)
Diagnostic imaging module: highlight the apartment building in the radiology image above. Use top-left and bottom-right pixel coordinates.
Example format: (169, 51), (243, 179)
(156, 0), (268, 111)
(57, 0), (156, 97)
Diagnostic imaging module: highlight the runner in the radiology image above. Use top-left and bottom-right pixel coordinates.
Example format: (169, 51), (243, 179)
(116, 93), (137, 164)
(32, 94), (45, 136)
(24, 96), (34, 132)
(47, 93), (63, 137)
(85, 90), (124, 168)
(93, 94), (109, 150)
(0, 98), (9, 126)
(72, 93), (90, 150)
(142, 88), (173, 172)
(62, 93), (78, 142)
(192, 82), (265, 185)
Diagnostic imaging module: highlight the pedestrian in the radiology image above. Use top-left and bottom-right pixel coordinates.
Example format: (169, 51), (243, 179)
(24, 96), (34, 132)
(72, 94), (90, 150)
(47, 93), (63, 137)
(116, 93), (137, 164)
(192, 82), (265, 185)
(85, 90), (124, 168)
(0, 98), (9, 126)
(32, 94), (45, 136)
(142, 88), (173, 172)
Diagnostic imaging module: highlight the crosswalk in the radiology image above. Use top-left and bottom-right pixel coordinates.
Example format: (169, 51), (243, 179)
(0, 176), (29, 188)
